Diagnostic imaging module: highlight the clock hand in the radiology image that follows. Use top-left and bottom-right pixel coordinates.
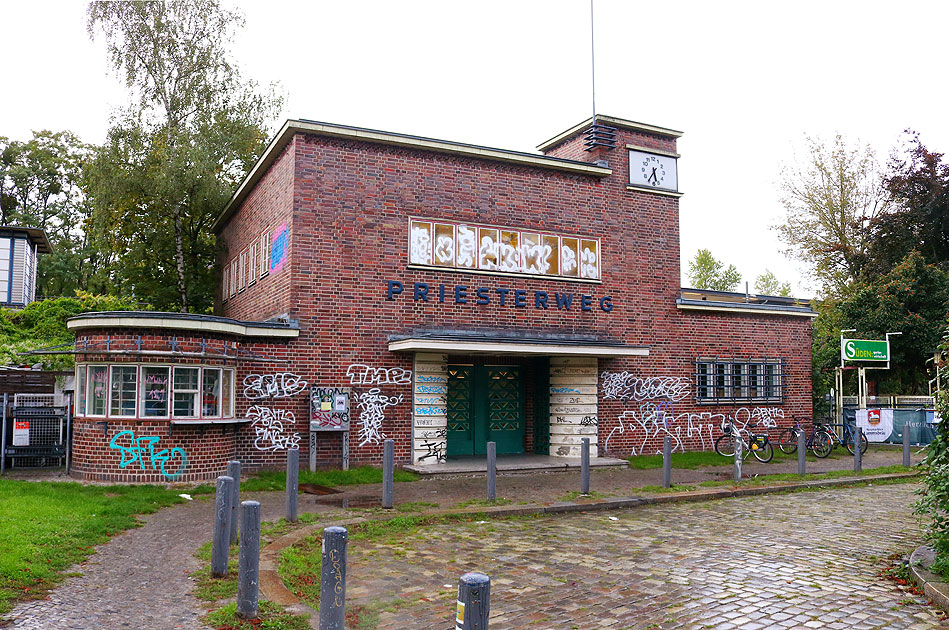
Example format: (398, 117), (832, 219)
(648, 167), (658, 183)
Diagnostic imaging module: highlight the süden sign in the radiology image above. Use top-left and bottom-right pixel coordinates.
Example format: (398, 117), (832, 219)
(841, 338), (889, 362)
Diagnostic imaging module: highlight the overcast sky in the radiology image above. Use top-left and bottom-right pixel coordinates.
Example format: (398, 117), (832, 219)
(3, 1), (947, 298)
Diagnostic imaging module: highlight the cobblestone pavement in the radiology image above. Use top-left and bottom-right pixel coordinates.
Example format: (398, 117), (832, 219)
(344, 483), (946, 629)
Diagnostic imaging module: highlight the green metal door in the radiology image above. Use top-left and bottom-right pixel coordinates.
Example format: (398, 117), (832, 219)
(446, 364), (524, 457)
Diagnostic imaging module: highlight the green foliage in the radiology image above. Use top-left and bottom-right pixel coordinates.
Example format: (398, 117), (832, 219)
(86, 0), (282, 312)
(0, 293), (141, 369)
(241, 466), (419, 492)
(0, 479), (183, 614)
(754, 269), (792, 297)
(203, 601), (310, 630)
(915, 381), (949, 576)
(776, 134), (889, 296)
(687, 248), (742, 291)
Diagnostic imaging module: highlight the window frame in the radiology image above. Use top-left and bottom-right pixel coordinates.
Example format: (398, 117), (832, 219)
(222, 262), (230, 303)
(202, 367), (223, 418)
(140, 365), (172, 419)
(694, 357), (785, 405)
(75, 364), (87, 417)
(238, 249), (247, 292)
(172, 366), (201, 419)
(109, 365), (139, 418)
(260, 230), (271, 278)
(86, 364), (110, 417)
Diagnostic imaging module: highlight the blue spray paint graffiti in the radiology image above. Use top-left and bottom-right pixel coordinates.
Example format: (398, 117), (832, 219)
(109, 430), (188, 480)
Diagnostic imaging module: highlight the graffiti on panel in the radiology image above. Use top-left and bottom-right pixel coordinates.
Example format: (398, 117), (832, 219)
(248, 406), (302, 451)
(109, 430), (188, 480)
(417, 439), (446, 463)
(310, 386), (351, 431)
(243, 372), (308, 400)
(345, 364), (412, 386)
(356, 388), (403, 446)
(600, 372), (691, 402)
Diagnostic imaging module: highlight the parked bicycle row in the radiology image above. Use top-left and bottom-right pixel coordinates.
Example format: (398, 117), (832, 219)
(713, 417), (869, 463)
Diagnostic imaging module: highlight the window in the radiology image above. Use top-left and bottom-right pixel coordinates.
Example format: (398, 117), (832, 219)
(202, 368), (222, 417)
(141, 366), (170, 417)
(230, 260), (238, 298)
(75, 365), (87, 416)
(695, 358), (784, 404)
(222, 263), (230, 302)
(88, 365), (109, 416)
(110, 366), (138, 417)
(173, 367), (200, 417)
(0, 237), (10, 303)
(248, 242), (258, 285)
(222, 369), (234, 418)
(238, 250), (247, 291)
(260, 231), (271, 278)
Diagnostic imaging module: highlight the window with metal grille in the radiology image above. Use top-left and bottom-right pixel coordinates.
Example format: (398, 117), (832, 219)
(694, 358), (785, 404)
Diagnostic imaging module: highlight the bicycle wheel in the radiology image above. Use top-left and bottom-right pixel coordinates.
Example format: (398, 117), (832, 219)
(752, 441), (774, 463)
(715, 433), (736, 457)
(846, 432), (869, 455)
(810, 431), (833, 458)
(777, 428), (798, 454)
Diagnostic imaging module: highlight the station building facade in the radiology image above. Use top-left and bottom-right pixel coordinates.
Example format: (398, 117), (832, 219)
(67, 115), (815, 482)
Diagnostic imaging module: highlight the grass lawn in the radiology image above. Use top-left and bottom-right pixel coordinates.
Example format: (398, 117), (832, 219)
(0, 480), (184, 615)
(626, 445), (847, 469)
(236, 465), (419, 492)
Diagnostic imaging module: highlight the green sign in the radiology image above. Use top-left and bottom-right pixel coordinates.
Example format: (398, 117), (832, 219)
(841, 338), (889, 362)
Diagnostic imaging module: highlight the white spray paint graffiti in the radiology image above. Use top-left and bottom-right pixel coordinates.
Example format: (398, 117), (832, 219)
(457, 225), (476, 267)
(410, 224), (431, 264)
(600, 372), (691, 402)
(345, 364), (412, 386)
(604, 404), (783, 456)
(247, 406), (302, 451)
(243, 373), (308, 400)
(580, 245), (598, 279)
(356, 388), (403, 446)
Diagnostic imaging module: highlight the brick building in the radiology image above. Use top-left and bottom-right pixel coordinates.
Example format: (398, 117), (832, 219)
(67, 115), (815, 482)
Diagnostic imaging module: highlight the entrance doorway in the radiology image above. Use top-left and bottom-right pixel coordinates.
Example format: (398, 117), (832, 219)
(446, 364), (525, 456)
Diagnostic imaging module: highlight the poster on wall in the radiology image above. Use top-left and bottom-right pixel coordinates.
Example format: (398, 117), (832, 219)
(12, 421), (29, 446)
(856, 408), (894, 442)
(310, 386), (350, 431)
(270, 222), (289, 274)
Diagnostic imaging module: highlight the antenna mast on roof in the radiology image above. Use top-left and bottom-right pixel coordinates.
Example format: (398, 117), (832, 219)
(584, 0), (616, 153)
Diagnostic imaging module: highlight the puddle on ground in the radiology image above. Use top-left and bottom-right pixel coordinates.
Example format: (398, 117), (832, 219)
(312, 495), (381, 508)
(300, 483), (342, 495)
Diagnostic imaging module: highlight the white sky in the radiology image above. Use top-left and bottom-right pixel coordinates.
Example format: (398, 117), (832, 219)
(3, 0), (947, 298)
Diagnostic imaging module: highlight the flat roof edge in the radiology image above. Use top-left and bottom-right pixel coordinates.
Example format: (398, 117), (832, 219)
(66, 311), (300, 338)
(676, 299), (818, 319)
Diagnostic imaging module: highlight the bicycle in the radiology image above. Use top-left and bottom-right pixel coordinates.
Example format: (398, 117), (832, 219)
(776, 419), (833, 458)
(714, 424), (774, 463)
(819, 421), (869, 455)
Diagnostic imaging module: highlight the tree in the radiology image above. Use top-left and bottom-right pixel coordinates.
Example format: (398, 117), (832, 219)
(754, 270), (792, 297)
(687, 248), (742, 291)
(867, 133), (949, 275)
(776, 134), (890, 296)
(86, 0), (281, 312)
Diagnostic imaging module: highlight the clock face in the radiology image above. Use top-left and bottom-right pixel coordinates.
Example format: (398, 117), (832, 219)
(628, 149), (678, 192)
(641, 155), (665, 187)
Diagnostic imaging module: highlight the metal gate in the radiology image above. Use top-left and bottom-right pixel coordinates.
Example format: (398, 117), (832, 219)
(1, 393), (69, 472)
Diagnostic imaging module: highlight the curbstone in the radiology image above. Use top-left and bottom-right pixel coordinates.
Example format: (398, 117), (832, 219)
(908, 545), (949, 613)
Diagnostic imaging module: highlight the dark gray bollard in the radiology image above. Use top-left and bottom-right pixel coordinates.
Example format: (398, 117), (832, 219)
(320, 526), (348, 630)
(903, 427), (911, 467)
(456, 572), (490, 630)
(797, 429), (806, 476)
(211, 475), (234, 577)
(487, 441), (497, 500)
(286, 449), (299, 523)
(732, 422), (742, 483)
(237, 500), (261, 619)
(854, 427), (862, 473)
(581, 437), (591, 494)
(661, 436), (672, 488)
(382, 439), (394, 509)
(227, 460), (241, 544)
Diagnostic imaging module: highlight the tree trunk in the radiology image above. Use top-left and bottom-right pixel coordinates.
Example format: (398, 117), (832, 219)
(174, 208), (188, 312)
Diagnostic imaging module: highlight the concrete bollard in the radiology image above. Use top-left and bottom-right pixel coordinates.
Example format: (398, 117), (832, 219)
(854, 427), (862, 473)
(383, 439), (394, 509)
(227, 460), (241, 544)
(456, 572), (491, 630)
(797, 429), (806, 476)
(487, 441), (497, 501)
(320, 526), (348, 630)
(286, 449), (299, 523)
(211, 475), (234, 578)
(661, 436), (671, 489)
(581, 437), (591, 494)
(903, 427), (911, 467)
(732, 422), (742, 483)
(237, 500), (261, 619)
